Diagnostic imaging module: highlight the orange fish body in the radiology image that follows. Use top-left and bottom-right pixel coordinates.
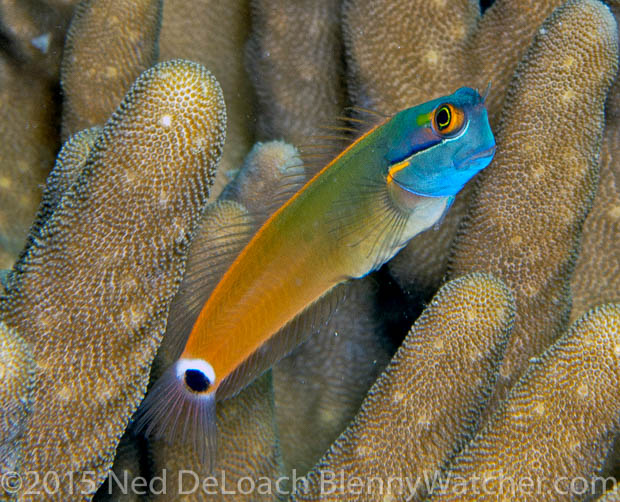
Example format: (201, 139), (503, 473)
(138, 87), (496, 468)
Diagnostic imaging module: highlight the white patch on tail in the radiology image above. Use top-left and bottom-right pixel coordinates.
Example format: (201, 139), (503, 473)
(135, 359), (217, 470)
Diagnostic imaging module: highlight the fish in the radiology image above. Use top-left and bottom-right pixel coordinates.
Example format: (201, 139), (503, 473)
(137, 86), (496, 467)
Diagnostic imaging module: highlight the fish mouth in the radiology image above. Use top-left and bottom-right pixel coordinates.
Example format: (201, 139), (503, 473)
(389, 175), (444, 198)
(454, 144), (496, 170)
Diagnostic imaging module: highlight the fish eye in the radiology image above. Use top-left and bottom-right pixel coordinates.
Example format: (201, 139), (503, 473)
(433, 103), (465, 137)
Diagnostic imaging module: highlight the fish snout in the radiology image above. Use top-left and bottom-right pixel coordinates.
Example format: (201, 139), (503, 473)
(455, 144), (496, 171)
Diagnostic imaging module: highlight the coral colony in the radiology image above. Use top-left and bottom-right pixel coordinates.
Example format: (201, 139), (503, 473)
(0, 0), (619, 501)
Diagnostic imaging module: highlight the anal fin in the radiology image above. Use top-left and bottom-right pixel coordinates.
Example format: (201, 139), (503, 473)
(216, 282), (350, 400)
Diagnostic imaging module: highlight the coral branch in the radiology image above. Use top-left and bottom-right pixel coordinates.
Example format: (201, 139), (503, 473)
(449, 0), (618, 407)
(0, 60), (226, 500)
(61, 0), (163, 138)
(428, 304), (620, 501)
(294, 273), (514, 502)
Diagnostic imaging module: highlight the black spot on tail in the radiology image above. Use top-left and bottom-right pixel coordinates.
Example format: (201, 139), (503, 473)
(184, 369), (211, 392)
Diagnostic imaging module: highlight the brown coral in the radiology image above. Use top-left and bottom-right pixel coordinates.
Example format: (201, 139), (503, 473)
(571, 0), (620, 321)
(0, 57), (58, 269)
(246, 0), (346, 149)
(428, 303), (620, 501)
(294, 273), (515, 502)
(0, 60), (226, 500)
(16, 127), (102, 269)
(449, 0), (618, 407)
(158, 0), (255, 197)
(274, 276), (393, 478)
(61, 0), (163, 138)
(0, 321), (34, 501)
(146, 373), (281, 502)
(220, 140), (305, 220)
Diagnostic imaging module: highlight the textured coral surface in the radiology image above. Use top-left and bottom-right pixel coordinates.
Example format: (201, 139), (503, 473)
(450, 0), (618, 408)
(0, 1), (619, 501)
(295, 273), (515, 502)
(428, 304), (620, 502)
(1, 60), (226, 500)
(61, 0), (163, 138)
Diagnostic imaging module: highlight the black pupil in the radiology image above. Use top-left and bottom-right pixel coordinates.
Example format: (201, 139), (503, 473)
(437, 107), (450, 129)
(185, 369), (211, 392)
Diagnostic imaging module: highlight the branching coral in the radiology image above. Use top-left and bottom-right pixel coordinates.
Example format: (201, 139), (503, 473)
(274, 276), (394, 479)
(17, 127), (101, 268)
(0, 1), (619, 501)
(449, 0), (618, 407)
(571, 0), (620, 321)
(427, 304), (620, 502)
(0, 60), (226, 500)
(246, 0), (346, 148)
(220, 140), (305, 219)
(0, 57), (58, 269)
(0, 321), (34, 501)
(60, 0), (163, 139)
(293, 273), (515, 502)
(158, 0), (255, 197)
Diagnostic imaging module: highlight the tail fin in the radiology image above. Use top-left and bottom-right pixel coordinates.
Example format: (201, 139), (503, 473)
(135, 359), (217, 470)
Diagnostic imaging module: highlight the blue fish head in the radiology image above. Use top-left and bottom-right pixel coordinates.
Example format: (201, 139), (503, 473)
(387, 87), (496, 197)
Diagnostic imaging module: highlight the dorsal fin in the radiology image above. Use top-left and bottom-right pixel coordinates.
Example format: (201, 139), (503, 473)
(300, 108), (387, 177)
(216, 282), (350, 400)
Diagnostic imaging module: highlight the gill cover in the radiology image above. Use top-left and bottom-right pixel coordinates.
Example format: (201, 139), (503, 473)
(385, 87), (496, 197)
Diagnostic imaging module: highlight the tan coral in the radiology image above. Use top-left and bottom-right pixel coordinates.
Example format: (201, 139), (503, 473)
(293, 273), (515, 502)
(449, 0), (618, 408)
(598, 484), (620, 501)
(159, 0), (256, 197)
(0, 322), (34, 502)
(571, 0), (620, 321)
(0, 57), (58, 269)
(342, 0), (479, 113)
(274, 276), (397, 479)
(147, 373), (281, 502)
(15, 127), (102, 271)
(220, 140), (305, 221)
(427, 303), (620, 502)
(93, 432), (145, 502)
(0, 60), (226, 500)
(61, 0), (163, 139)
(245, 0), (346, 149)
